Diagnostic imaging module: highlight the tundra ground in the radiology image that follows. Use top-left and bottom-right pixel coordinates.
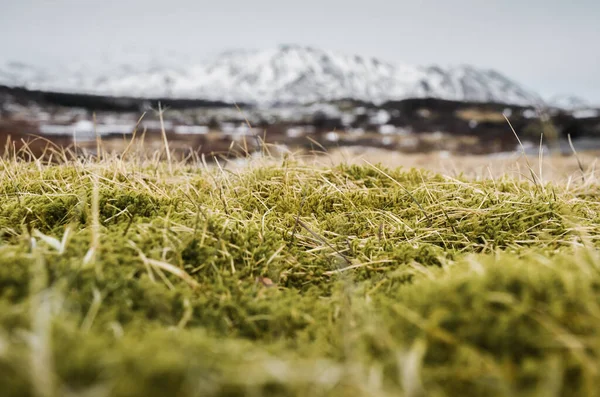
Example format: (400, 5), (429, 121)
(1, 147), (600, 397)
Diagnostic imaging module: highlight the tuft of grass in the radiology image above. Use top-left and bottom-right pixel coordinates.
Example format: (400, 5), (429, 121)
(1, 143), (600, 396)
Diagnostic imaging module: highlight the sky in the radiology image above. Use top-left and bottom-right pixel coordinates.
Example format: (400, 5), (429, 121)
(1, 0), (599, 103)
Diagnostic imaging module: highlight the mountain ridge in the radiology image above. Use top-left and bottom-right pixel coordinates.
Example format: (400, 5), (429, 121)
(0, 45), (544, 106)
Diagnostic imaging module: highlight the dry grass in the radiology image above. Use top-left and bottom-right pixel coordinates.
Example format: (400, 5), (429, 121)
(455, 108), (506, 123)
(307, 146), (599, 183)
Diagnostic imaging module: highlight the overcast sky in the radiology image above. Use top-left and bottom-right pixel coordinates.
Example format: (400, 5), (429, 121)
(1, 0), (599, 102)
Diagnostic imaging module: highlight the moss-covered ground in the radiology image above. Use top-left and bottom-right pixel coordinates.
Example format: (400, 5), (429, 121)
(2, 153), (600, 397)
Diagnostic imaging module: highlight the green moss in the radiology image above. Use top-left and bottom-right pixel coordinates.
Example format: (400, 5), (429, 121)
(1, 158), (600, 396)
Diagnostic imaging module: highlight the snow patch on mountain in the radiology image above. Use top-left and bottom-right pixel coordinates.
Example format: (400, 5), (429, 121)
(548, 95), (596, 110)
(0, 45), (543, 106)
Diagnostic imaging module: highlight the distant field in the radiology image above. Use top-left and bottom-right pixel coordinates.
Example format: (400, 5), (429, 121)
(1, 148), (600, 397)
(312, 147), (600, 182)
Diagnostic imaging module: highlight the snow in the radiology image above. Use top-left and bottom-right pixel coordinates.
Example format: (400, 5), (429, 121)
(341, 113), (356, 126)
(286, 127), (304, 138)
(142, 120), (173, 130)
(573, 109), (599, 119)
(39, 120), (135, 139)
(369, 110), (391, 125)
(379, 125), (397, 135)
(0, 45), (543, 106)
(324, 131), (340, 142)
(548, 95), (591, 111)
(173, 125), (209, 134)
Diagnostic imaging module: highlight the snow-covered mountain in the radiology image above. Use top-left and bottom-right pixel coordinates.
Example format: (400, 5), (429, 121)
(0, 45), (543, 106)
(548, 95), (596, 111)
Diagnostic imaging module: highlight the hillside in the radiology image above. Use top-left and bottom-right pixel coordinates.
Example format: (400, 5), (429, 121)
(0, 45), (542, 106)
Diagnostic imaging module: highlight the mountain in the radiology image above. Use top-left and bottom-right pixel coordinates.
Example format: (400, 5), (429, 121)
(548, 95), (596, 111)
(0, 45), (543, 106)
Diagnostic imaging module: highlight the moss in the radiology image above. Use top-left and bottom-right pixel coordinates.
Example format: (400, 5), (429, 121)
(1, 158), (600, 396)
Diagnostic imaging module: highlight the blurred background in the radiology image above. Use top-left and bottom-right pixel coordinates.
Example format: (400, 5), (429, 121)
(1, 0), (599, 160)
